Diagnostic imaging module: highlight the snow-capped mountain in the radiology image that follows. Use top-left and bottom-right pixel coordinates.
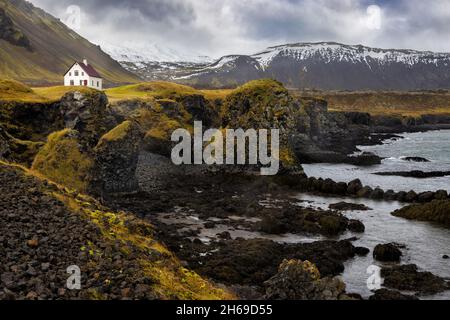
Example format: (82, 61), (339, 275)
(101, 42), (212, 64)
(100, 42), (213, 81)
(176, 42), (450, 90)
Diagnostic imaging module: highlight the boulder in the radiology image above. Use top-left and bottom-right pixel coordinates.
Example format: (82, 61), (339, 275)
(59, 90), (117, 148)
(264, 259), (346, 300)
(369, 289), (419, 301)
(355, 247), (370, 256)
(395, 191), (407, 202)
(347, 179), (363, 195)
(348, 220), (365, 233)
(373, 243), (403, 262)
(418, 192), (435, 203)
(370, 188), (385, 200)
(381, 264), (450, 295)
(90, 121), (143, 196)
(434, 190), (448, 200)
(357, 186), (373, 198)
(384, 190), (397, 201)
(405, 190), (418, 202)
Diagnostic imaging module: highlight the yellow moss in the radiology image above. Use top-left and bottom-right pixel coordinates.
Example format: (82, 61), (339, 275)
(142, 261), (234, 300)
(52, 182), (233, 300)
(278, 147), (298, 167)
(105, 81), (233, 103)
(31, 129), (93, 191)
(33, 86), (99, 102)
(99, 120), (132, 142)
(146, 118), (182, 141)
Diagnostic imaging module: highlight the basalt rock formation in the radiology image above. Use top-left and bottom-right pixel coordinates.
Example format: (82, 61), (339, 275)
(264, 260), (347, 300)
(30, 90), (143, 196)
(392, 200), (450, 228)
(294, 98), (381, 165)
(90, 120), (143, 196)
(59, 91), (118, 148)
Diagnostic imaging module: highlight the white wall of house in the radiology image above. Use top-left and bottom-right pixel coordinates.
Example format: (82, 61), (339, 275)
(64, 63), (103, 90)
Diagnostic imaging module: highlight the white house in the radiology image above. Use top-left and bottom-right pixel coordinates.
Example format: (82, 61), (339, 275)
(64, 59), (103, 90)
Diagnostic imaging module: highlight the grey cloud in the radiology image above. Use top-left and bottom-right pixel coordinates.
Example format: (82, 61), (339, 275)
(28, 0), (450, 58)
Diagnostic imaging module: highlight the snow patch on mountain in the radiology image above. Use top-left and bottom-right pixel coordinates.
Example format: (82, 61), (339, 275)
(101, 42), (213, 64)
(250, 42), (450, 70)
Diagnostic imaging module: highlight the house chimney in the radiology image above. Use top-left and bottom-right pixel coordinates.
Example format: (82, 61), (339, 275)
(83, 59), (88, 65)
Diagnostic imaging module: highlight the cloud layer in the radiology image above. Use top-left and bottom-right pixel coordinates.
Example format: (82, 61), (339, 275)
(29, 0), (450, 58)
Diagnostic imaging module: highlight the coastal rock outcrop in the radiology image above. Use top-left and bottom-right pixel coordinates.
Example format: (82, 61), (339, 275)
(221, 79), (305, 175)
(31, 129), (93, 191)
(392, 200), (450, 228)
(381, 264), (450, 295)
(373, 243), (403, 262)
(59, 90), (117, 148)
(369, 289), (419, 301)
(90, 120), (143, 196)
(264, 260), (347, 300)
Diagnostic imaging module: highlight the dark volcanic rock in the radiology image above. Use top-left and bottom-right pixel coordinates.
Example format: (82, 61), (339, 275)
(347, 179), (363, 195)
(374, 170), (450, 179)
(357, 186), (373, 198)
(369, 289), (419, 301)
(60, 91), (117, 148)
(0, 163), (170, 300)
(90, 120), (143, 196)
(329, 202), (371, 211)
(257, 206), (350, 237)
(392, 200), (450, 228)
(348, 220), (365, 233)
(370, 188), (385, 200)
(403, 157), (430, 163)
(264, 259), (346, 300)
(355, 247), (370, 256)
(381, 264), (450, 295)
(373, 243), (403, 262)
(189, 239), (357, 286)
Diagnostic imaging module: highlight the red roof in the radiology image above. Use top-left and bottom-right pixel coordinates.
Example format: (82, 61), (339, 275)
(78, 61), (102, 78)
(64, 61), (102, 78)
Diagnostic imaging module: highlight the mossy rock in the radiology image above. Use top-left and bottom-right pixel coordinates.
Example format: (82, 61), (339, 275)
(392, 200), (450, 228)
(32, 129), (93, 191)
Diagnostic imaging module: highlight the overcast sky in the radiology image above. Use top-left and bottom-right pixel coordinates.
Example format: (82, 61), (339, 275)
(28, 0), (450, 58)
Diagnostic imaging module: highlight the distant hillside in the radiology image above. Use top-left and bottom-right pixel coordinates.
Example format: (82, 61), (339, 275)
(0, 0), (139, 86)
(173, 42), (450, 91)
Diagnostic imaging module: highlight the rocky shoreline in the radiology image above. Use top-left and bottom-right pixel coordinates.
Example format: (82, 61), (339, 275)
(1, 80), (450, 300)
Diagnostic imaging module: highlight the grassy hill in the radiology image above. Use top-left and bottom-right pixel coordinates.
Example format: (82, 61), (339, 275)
(0, 0), (139, 87)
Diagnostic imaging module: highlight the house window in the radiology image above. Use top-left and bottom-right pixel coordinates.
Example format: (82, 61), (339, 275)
(75, 71), (79, 76)
(97, 81), (99, 87)
(82, 72), (84, 76)
(70, 80), (74, 86)
(69, 72), (71, 76)
(80, 80), (83, 85)
(91, 80), (94, 86)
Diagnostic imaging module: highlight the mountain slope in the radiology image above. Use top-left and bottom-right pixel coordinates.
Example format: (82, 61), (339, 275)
(176, 42), (450, 90)
(0, 0), (139, 86)
(100, 42), (212, 81)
